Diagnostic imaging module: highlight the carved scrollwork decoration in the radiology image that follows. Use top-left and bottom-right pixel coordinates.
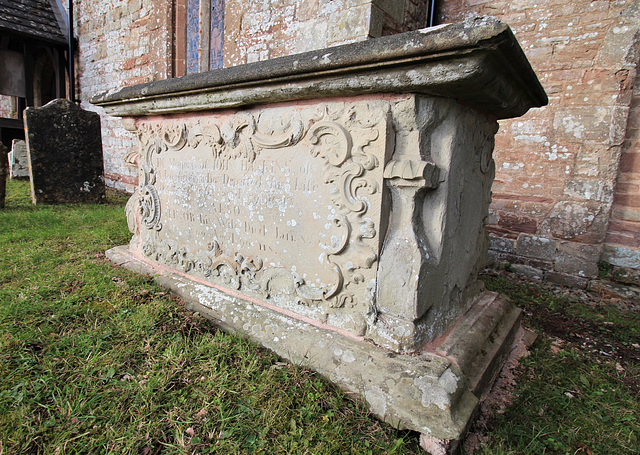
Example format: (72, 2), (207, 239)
(187, 123), (224, 157)
(150, 239), (191, 272)
(162, 124), (188, 150)
(325, 215), (351, 255)
(125, 190), (139, 235)
(129, 102), (388, 319)
(132, 123), (166, 233)
(252, 117), (305, 149)
(189, 240), (265, 292)
(305, 109), (385, 310)
(123, 150), (139, 167)
(146, 114), (309, 164)
(221, 113), (257, 161)
(308, 121), (352, 166)
(139, 184), (162, 231)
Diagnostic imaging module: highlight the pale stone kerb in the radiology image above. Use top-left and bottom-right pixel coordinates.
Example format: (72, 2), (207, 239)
(165, 268), (474, 438)
(514, 233), (556, 262)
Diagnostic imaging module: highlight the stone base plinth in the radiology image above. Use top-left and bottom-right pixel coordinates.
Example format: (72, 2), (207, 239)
(107, 244), (522, 442)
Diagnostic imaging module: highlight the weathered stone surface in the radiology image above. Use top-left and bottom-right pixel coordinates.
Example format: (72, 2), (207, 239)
(602, 244), (640, 269)
(539, 200), (609, 243)
(489, 251), (552, 272)
(24, 99), (106, 204)
(511, 263), (544, 281)
(436, 1), (640, 280)
(488, 234), (515, 254)
(376, 95), (498, 349)
(428, 292), (522, 396)
(129, 99), (389, 340)
(514, 233), (556, 261)
(9, 139), (29, 180)
(545, 271), (589, 289)
(122, 94), (499, 352)
(588, 279), (640, 303)
(554, 241), (603, 278)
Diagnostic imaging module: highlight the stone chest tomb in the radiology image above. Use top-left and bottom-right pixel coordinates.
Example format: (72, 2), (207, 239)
(93, 17), (547, 447)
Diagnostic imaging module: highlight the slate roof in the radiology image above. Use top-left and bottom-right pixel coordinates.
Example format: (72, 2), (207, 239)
(0, 0), (67, 45)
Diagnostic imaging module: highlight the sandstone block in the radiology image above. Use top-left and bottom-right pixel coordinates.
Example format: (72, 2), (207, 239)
(540, 200), (609, 244)
(545, 271), (589, 289)
(489, 234), (515, 254)
(515, 233), (556, 261)
(563, 179), (615, 204)
(554, 241), (603, 278)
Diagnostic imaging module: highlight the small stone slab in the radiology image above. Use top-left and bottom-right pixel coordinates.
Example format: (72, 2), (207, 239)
(9, 139), (29, 180)
(24, 99), (105, 204)
(0, 142), (7, 208)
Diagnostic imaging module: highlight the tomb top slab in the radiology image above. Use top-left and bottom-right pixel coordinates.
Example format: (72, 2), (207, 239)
(92, 17), (547, 119)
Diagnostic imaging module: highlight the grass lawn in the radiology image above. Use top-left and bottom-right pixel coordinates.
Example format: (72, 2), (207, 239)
(1, 179), (639, 454)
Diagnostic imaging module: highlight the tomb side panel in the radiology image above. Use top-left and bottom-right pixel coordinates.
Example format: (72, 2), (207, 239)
(132, 99), (392, 336)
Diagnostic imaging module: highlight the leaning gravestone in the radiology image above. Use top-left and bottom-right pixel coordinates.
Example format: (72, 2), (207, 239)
(9, 139), (29, 180)
(24, 99), (105, 204)
(93, 17), (547, 451)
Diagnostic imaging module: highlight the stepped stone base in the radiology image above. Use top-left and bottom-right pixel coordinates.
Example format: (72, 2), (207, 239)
(107, 245), (522, 443)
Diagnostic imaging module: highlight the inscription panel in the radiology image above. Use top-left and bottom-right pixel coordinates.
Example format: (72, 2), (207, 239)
(128, 101), (391, 334)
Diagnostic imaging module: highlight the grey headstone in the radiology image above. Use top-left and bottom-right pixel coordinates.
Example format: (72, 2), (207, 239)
(24, 99), (105, 204)
(9, 139), (29, 180)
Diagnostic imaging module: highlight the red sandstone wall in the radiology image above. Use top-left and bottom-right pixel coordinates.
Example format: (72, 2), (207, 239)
(74, 0), (173, 192)
(439, 0), (640, 282)
(222, 0), (425, 67)
(605, 70), (640, 268)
